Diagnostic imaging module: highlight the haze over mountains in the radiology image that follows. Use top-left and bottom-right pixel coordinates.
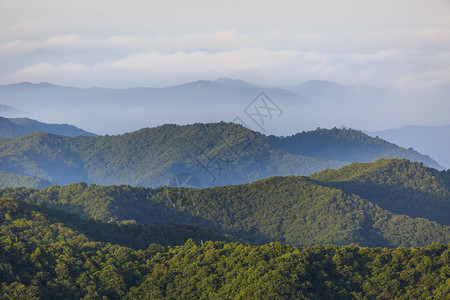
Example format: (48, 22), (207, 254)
(0, 104), (24, 118)
(368, 125), (450, 169)
(0, 79), (301, 135)
(1, 78), (447, 137)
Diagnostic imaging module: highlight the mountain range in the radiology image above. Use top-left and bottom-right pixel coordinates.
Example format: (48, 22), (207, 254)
(0, 122), (442, 188)
(0, 79), (302, 135)
(0, 79), (404, 136)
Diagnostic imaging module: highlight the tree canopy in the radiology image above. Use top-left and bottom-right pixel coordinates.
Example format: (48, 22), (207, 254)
(0, 123), (442, 188)
(0, 197), (449, 299)
(1, 159), (448, 248)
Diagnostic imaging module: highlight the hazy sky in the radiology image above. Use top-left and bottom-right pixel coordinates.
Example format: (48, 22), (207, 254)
(1, 0), (450, 90)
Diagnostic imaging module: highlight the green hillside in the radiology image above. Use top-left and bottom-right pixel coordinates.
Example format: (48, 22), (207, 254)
(0, 123), (441, 187)
(2, 159), (448, 248)
(0, 197), (448, 299)
(311, 159), (450, 225)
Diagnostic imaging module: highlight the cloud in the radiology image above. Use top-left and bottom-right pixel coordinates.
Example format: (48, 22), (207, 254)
(394, 51), (450, 91)
(0, 21), (37, 41)
(8, 63), (90, 84)
(344, 49), (403, 64)
(0, 25), (449, 90)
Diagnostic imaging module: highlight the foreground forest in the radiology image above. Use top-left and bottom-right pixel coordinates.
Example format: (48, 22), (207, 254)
(0, 197), (449, 299)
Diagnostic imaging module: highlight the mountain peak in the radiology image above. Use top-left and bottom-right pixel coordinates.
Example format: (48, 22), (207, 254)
(214, 78), (254, 88)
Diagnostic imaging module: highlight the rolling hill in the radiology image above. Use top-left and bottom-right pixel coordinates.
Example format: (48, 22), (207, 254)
(0, 117), (97, 138)
(0, 123), (442, 187)
(310, 159), (450, 225)
(2, 159), (448, 248)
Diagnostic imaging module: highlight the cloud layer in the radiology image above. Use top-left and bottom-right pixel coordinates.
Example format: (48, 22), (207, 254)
(0, 0), (449, 90)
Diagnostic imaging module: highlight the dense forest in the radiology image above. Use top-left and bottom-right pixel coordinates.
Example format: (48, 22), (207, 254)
(311, 159), (450, 225)
(0, 197), (448, 299)
(0, 123), (442, 188)
(1, 159), (448, 248)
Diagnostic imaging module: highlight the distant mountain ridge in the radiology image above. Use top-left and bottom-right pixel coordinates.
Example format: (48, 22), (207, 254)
(1, 79), (445, 138)
(368, 124), (450, 169)
(0, 80), (304, 134)
(0, 104), (25, 118)
(0, 117), (97, 138)
(0, 122), (442, 187)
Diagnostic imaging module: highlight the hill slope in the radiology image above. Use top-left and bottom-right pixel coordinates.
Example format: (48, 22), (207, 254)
(310, 159), (450, 225)
(0, 123), (441, 187)
(0, 197), (448, 299)
(0, 117), (97, 138)
(2, 159), (448, 247)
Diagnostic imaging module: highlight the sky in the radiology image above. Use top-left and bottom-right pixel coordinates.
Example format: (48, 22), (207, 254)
(1, 0), (450, 90)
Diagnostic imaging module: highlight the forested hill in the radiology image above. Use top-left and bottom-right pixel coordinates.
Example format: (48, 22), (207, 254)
(272, 127), (442, 169)
(1, 197), (448, 299)
(0, 123), (442, 187)
(310, 159), (450, 225)
(1, 159), (449, 248)
(0, 116), (97, 138)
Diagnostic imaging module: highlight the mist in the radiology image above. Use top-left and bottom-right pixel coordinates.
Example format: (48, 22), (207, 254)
(1, 79), (448, 136)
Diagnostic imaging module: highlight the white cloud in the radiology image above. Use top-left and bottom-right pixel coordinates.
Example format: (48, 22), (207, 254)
(344, 49), (404, 64)
(1, 30), (449, 91)
(0, 1), (449, 91)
